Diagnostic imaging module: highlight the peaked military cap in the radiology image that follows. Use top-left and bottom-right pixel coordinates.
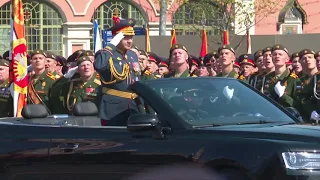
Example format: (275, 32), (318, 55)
(30, 49), (46, 58)
(157, 56), (169, 68)
(170, 44), (188, 54)
(188, 55), (200, 66)
(262, 46), (272, 54)
(298, 49), (315, 58)
(218, 44), (235, 54)
(238, 54), (255, 66)
(77, 56), (92, 66)
(272, 44), (289, 54)
(56, 56), (67, 66)
(67, 49), (85, 63)
(233, 61), (240, 68)
(138, 49), (147, 56)
(2, 50), (10, 60)
(254, 50), (263, 61)
(315, 51), (320, 58)
(202, 54), (212, 66)
(291, 52), (300, 59)
(0, 59), (9, 67)
(147, 52), (158, 63)
(80, 50), (94, 57)
(44, 51), (56, 60)
(109, 15), (136, 36)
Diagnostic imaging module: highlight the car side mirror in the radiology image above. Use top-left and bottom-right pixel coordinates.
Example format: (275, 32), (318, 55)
(285, 107), (303, 122)
(127, 114), (159, 132)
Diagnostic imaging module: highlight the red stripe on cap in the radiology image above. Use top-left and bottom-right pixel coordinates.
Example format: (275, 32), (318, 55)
(148, 56), (157, 62)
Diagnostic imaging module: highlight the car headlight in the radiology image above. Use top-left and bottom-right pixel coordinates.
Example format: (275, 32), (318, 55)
(282, 152), (320, 170)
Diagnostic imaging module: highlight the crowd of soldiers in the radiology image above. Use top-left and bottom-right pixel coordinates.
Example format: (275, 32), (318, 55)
(0, 15), (320, 125)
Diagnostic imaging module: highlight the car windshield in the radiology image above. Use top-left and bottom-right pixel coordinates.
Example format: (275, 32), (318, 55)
(144, 78), (295, 126)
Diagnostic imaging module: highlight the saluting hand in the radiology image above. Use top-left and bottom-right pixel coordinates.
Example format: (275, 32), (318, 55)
(110, 32), (125, 46)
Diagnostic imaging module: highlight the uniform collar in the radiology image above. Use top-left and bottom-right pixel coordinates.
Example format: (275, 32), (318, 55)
(0, 79), (9, 87)
(116, 47), (126, 55)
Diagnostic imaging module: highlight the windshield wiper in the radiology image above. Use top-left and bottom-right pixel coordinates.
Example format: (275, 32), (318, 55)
(192, 124), (223, 128)
(236, 120), (275, 125)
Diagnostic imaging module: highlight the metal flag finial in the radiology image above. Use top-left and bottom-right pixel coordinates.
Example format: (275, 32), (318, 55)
(201, 11), (206, 28)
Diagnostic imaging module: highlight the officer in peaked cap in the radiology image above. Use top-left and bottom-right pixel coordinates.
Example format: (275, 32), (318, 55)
(141, 52), (159, 80)
(94, 14), (140, 126)
(157, 56), (169, 77)
(238, 54), (255, 83)
(197, 54), (211, 77)
(188, 55), (200, 77)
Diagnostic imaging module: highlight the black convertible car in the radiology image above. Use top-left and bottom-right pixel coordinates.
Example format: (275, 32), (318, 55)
(0, 77), (320, 180)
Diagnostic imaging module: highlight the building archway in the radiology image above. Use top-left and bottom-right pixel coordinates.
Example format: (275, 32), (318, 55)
(90, 0), (148, 49)
(0, 1), (64, 56)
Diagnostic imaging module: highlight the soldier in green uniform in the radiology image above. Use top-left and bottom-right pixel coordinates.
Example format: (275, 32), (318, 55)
(80, 50), (95, 62)
(250, 50), (264, 87)
(281, 49), (319, 121)
(197, 55), (211, 77)
(27, 49), (57, 113)
(141, 52), (159, 80)
(50, 56), (101, 114)
(157, 57), (169, 77)
(291, 52), (303, 77)
(216, 45), (239, 78)
(0, 59), (13, 117)
(255, 46), (276, 95)
(268, 44), (298, 107)
(188, 55), (200, 76)
(164, 44), (197, 78)
(44, 51), (61, 79)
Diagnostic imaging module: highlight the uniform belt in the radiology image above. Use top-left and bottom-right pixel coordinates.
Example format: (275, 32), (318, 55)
(101, 87), (138, 99)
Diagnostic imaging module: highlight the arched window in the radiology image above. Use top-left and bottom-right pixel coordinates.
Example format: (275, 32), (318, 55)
(173, 3), (223, 36)
(90, 0), (147, 49)
(0, 1), (64, 56)
(278, 0), (307, 34)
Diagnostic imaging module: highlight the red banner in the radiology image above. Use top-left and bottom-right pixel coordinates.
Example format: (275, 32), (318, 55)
(199, 29), (207, 57)
(171, 29), (177, 47)
(11, 0), (28, 117)
(223, 30), (229, 45)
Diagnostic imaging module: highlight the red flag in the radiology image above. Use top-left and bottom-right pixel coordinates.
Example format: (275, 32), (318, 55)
(246, 29), (252, 54)
(11, 0), (28, 117)
(223, 30), (229, 45)
(171, 29), (177, 47)
(199, 29), (207, 57)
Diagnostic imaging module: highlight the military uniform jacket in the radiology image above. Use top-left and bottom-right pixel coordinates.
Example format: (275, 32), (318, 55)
(94, 44), (141, 121)
(50, 72), (101, 114)
(141, 70), (158, 80)
(27, 71), (57, 113)
(216, 69), (239, 78)
(268, 69), (298, 107)
(0, 80), (13, 117)
(255, 71), (275, 96)
(288, 73), (320, 120)
(163, 69), (197, 78)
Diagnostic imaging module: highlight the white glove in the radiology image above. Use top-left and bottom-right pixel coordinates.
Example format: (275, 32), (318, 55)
(274, 81), (286, 97)
(27, 65), (33, 72)
(311, 111), (320, 123)
(110, 32), (125, 46)
(223, 86), (234, 100)
(64, 66), (78, 79)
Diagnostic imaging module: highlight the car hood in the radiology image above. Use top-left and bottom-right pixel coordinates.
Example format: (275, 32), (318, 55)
(200, 124), (320, 144)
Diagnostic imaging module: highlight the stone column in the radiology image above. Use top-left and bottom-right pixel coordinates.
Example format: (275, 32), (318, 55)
(62, 22), (93, 57)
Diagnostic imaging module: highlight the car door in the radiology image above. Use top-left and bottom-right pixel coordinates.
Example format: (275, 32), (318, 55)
(45, 94), (208, 180)
(0, 122), (51, 180)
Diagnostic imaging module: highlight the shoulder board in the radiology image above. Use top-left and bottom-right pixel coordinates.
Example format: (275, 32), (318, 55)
(96, 73), (100, 78)
(144, 70), (151, 76)
(155, 74), (162, 78)
(94, 78), (101, 85)
(191, 74), (198, 77)
(234, 73), (239, 78)
(47, 72), (57, 80)
(239, 75), (246, 80)
(55, 74), (61, 79)
(290, 73), (298, 79)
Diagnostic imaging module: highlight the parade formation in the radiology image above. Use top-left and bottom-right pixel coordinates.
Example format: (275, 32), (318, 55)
(0, 14), (320, 126)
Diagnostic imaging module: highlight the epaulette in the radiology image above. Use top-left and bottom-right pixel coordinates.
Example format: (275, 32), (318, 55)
(234, 73), (239, 78)
(191, 74), (198, 77)
(55, 74), (61, 79)
(94, 78), (101, 85)
(47, 72), (57, 80)
(290, 73), (298, 79)
(239, 75), (246, 80)
(155, 74), (162, 79)
(144, 70), (151, 76)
